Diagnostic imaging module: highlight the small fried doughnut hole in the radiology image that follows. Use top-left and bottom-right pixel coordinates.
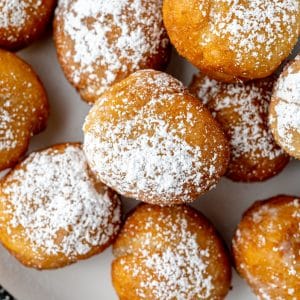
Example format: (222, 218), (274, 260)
(0, 143), (121, 269)
(54, 0), (170, 103)
(0, 49), (49, 171)
(0, 0), (57, 50)
(83, 70), (230, 206)
(269, 55), (300, 160)
(163, 0), (300, 82)
(233, 195), (300, 300)
(112, 204), (231, 300)
(189, 73), (289, 182)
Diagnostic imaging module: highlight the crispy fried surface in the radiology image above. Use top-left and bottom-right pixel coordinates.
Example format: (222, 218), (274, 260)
(0, 0), (57, 51)
(112, 204), (231, 300)
(233, 195), (300, 300)
(190, 73), (289, 182)
(54, 0), (170, 103)
(83, 70), (230, 205)
(163, 0), (300, 82)
(269, 55), (300, 160)
(0, 49), (49, 171)
(0, 143), (121, 269)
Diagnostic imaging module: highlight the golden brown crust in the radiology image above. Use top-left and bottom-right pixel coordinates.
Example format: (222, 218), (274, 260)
(0, 143), (122, 270)
(83, 70), (230, 206)
(0, 0), (57, 51)
(0, 49), (49, 171)
(163, 0), (300, 82)
(112, 204), (231, 300)
(269, 55), (300, 160)
(53, 0), (171, 103)
(189, 73), (289, 182)
(233, 195), (300, 300)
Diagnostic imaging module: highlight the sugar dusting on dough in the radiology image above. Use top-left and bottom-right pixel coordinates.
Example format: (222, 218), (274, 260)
(201, 0), (299, 67)
(191, 75), (284, 160)
(55, 0), (169, 97)
(0, 145), (121, 257)
(115, 207), (217, 299)
(0, 102), (18, 151)
(84, 119), (206, 204)
(233, 197), (300, 299)
(271, 55), (300, 152)
(0, 0), (43, 41)
(0, 79), (39, 152)
(192, 76), (220, 105)
(83, 71), (226, 204)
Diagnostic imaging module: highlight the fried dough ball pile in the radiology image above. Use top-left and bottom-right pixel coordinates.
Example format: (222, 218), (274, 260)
(0, 1), (297, 299)
(83, 70), (230, 206)
(190, 73), (289, 182)
(112, 204), (231, 300)
(269, 55), (300, 159)
(0, 143), (121, 269)
(0, 0), (57, 51)
(233, 195), (300, 300)
(163, 0), (300, 82)
(54, 0), (170, 104)
(0, 49), (49, 171)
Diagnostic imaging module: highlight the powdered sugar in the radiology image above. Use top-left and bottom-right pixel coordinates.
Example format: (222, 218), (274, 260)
(201, 0), (299, 67)
(193, 76), (220, 105)
(233, 197), (300, 300)
(55, 0), (169, 99)
(114, 206), (225, 299)
(0, 104), (18, 151)
(0, 71), (47, 163)
(0, 0), (42, 28)
(0, 82), (32, 153)
(0, 144), (121, 257)
(84, 119), (205, 204)
(274, 102), (300, 152)
(191, 75), (284, 160)
(276, 73), (300, 104)
(134, 219), (213, 299)
(83, 71), (226, 205)
(0, 0), (43, 42)
(271, 56), (300, 153)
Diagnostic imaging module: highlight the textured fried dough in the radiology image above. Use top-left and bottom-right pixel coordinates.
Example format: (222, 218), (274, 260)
(0, 49), (49, 171)
(233, 195), (300, 300)
(269, 55), (300, 160)
(83, 70), (230, 206)
(112, 204), (231, 300)
(54, 0), (170, 104)
(0, 0), (57, 51)
(190, 73), (289, 182)
(163, 0), (300, 82)
(0, 143), (121, 270)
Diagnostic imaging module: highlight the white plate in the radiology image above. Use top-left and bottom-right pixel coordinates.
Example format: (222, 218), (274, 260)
(0, 35), (299, 300)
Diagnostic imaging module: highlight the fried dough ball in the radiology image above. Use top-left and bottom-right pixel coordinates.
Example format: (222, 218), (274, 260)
(0, 0), (57, 51)
(269, 55), (300, 160)
(233, 195), (300, 300)
(0, 143), (121, 270)
(83, 70), (229, 206)
(112, 204), (231, 300)
(0, 49), (49, 171)
(189, 73), (289, 182)
(54, 0), (170, 104)
(163, 0), (300, 82)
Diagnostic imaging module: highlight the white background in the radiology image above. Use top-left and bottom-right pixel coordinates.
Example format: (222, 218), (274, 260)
(0, 35), (298, 300)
